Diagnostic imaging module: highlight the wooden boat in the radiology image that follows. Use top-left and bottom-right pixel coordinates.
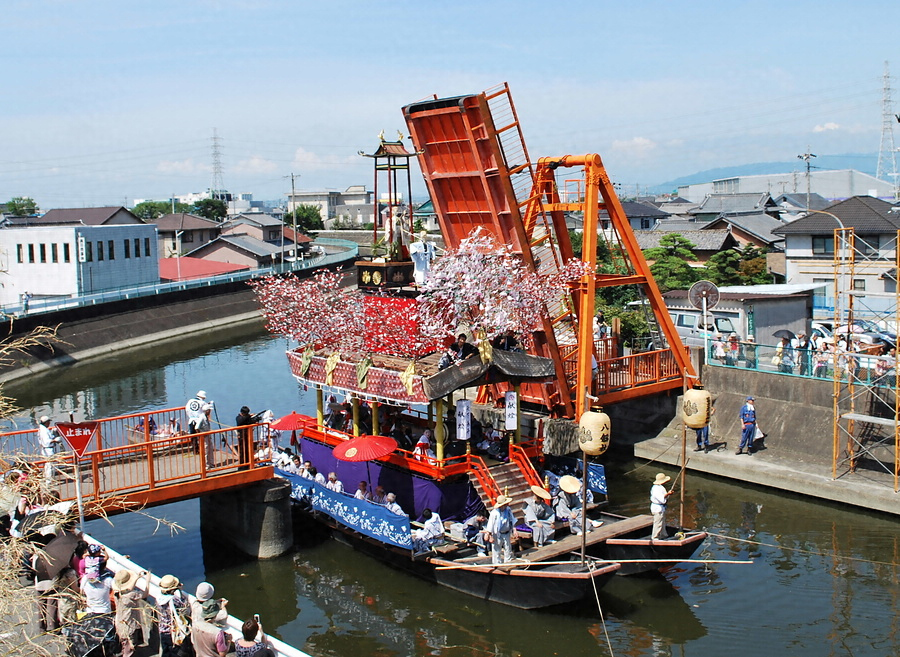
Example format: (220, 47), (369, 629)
(279, 466), (620, 610)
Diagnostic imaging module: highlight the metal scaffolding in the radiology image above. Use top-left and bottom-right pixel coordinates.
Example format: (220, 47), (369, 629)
(831, 227), (900, 491)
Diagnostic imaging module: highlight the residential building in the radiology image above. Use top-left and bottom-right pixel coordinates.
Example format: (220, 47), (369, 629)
(772, 196), (900, 314)
(186, 213), (312, 268)
(150, 213), (221, 257)
(286, 185), (375, 227)
(220, 213), (285, 243)
(635, 230), (738, 265)
(7, 206), (143, 227)
(0, 223), (159, 308)
(702, 212), (786, 251)
(688, 193), (776, 223)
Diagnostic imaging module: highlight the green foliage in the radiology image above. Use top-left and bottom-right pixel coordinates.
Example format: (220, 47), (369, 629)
(413, 218), (425, 233)
(5, 196), (39, 216)
(706, 245), (771, 286)
(192, 198), (227, 222)
(600, 305), (651, 347)
(285, 204), (324, 235)
(361, 222), (375, 231)
(133, 200), (190, 221)
(643, 234), (700, 293)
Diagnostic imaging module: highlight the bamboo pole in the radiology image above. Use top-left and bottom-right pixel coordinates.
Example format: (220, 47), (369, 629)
(434, 558), (753, 571)
(316, 388), (324, 430)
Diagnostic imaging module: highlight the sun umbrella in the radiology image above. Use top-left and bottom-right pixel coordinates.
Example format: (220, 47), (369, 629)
(271, 411), (311, 431)
(835, 325), (865, 334)
(773, 329), (796, 340)
(33, 530), (80, 581)
(333, 434), (398, 462)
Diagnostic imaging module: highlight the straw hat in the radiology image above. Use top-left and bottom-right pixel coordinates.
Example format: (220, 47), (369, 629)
(653, 473), (671, 486)
(159, 574), (180, 592)
(530, 485), (551, 500)
(559, 475), (581, 494)
(494, 494), (512, 508)
(112, 569), (139, 593)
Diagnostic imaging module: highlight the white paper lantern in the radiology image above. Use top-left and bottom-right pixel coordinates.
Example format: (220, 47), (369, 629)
(682, 387), (712, 429)
(578, 411), (611, 456)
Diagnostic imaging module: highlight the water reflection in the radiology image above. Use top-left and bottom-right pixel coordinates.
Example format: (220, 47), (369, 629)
(15, 326), (900, 656)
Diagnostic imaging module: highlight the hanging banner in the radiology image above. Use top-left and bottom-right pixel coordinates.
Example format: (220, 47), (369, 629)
(56, 422), (99, 458)
(456, 400), (471, 441)
(504, 391), (518, 431)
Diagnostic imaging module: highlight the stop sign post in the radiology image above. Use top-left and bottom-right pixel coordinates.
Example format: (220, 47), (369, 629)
(54, 421), (98, 530)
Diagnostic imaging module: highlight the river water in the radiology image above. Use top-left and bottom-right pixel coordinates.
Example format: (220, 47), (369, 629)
(6, 327), (899, 657)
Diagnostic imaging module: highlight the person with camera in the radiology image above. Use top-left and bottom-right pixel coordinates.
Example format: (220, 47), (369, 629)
(235, 615), (275, 657)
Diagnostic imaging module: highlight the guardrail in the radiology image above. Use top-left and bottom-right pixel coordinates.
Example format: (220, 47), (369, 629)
(703, 338), (895, 386)
(6, 239), (359, 318)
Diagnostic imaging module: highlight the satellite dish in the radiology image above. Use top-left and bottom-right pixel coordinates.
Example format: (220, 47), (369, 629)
(689, 280), (719, 309)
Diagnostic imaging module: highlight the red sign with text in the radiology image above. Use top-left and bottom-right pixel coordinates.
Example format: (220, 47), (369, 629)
(56, 422), (99, 458)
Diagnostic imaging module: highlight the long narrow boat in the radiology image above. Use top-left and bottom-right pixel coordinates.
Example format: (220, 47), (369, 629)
(277, 467), (620, 610)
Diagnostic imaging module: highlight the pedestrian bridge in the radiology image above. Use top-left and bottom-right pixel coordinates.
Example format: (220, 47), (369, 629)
(0, 406), (273, 519)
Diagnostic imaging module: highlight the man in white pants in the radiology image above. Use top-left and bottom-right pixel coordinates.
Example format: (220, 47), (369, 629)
(37, 415), (61, 480)
(650, 473), (673, 541)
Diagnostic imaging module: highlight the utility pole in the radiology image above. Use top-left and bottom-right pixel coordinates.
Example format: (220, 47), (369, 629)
(291, 173), (299, 267)
(798, 147), (816, 211)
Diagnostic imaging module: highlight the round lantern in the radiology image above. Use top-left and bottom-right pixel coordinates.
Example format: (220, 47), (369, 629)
(682, 387), (712, 429)
(578, 411), (611, 456)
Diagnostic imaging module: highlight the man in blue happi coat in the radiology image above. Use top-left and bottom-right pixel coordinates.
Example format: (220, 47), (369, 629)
(737, 396), (756, 455)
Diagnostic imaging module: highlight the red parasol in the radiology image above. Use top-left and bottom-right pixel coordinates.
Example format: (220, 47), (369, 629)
(271, 412), (311, 431)
(271, 411), (313, 448)
(333, 434), (398, 462)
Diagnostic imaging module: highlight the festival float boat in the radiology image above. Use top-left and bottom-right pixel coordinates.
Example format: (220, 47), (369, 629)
(250, 86), (710, 608)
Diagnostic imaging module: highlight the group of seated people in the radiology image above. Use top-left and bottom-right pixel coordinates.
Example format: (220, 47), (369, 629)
(275, 450), (406, 516)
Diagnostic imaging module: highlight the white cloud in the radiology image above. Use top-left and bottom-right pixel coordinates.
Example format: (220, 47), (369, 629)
(610, 136), (657, 157)
(156, 158), (209, 175)
(290, 147), (358, 172)
(233, 155), (278, 175)
(813, 122), (840, 133)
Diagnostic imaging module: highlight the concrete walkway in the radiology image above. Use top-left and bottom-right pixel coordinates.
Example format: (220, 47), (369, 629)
(634, 433), (899, 516)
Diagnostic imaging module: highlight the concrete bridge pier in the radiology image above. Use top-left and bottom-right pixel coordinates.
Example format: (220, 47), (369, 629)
(200, 477), (293, 559)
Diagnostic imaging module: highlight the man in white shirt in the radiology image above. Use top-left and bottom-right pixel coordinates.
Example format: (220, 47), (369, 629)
(650, 473), (673, 541)
(326, 472), (344, 493)
(413, 508), (443, 552)
(37, 416), (62, 480)
(384, 493), (405, 516)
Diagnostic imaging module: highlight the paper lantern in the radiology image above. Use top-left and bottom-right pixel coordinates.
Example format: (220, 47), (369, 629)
(682, 387), (712, 429)
(578, 411), (611, 456)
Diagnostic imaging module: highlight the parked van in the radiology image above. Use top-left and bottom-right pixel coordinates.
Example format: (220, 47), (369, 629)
(669, 310), (739, 347)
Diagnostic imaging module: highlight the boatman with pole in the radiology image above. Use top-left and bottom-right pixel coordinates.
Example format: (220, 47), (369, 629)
(485, 494), (515, 564)
(650, 473), (673, 541)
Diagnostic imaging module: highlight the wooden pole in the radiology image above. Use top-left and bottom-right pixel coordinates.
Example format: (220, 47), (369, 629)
(580, 451), (588, 566)
(435, 398), (445, 461)
(680, 378), (687, 527)
(435, 557), (753, 571)
(352, 396), (360, 437)
(514, 382), (521, 445)
(316, 388), (324, 430)
(372, 401), (380, 435)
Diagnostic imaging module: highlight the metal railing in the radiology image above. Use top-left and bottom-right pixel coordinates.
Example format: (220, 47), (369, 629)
(5, 238), (359, 318)
(703, 338), (895, 386)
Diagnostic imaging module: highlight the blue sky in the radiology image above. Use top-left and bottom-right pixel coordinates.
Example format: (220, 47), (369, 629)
(3, 0), (899, 209)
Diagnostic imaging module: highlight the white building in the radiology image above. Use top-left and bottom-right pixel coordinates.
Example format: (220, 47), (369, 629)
(287, 185), (375, 227)
(678, 170), (895, 204)
(0, 223), (159, 308)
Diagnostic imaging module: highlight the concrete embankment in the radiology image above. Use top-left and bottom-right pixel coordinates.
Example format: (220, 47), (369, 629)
(630, 362), (900, 516)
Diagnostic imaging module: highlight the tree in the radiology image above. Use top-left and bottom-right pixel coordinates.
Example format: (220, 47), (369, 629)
(132, 201), (190, 221)
(706, 245), (771, 286)
(5, 196), (39, 216)
(284, 204), (324, 235)
(642, 233), (700, 293)
(192, 198), (227, 222)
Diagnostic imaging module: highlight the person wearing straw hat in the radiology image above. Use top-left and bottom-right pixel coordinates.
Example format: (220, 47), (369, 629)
(156, 574), (190, 657)
(554, 475), (588, 536)
(523, 485), (556, 547)
(650, 473), (674, 541)
(112, 568), (151, 657)
(485, 494), (516, 564)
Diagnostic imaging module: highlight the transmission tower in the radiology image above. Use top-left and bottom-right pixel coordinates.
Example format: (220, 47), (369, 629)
(211, 128), (226, 200)
(876, 61), (897, 193)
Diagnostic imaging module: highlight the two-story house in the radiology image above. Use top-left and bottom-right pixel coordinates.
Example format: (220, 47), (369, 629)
(772, 196), (900, 314)
(151, 213), (221, 257)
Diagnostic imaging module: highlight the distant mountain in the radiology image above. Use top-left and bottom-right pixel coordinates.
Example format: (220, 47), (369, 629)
(649, 153), (879, 194)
